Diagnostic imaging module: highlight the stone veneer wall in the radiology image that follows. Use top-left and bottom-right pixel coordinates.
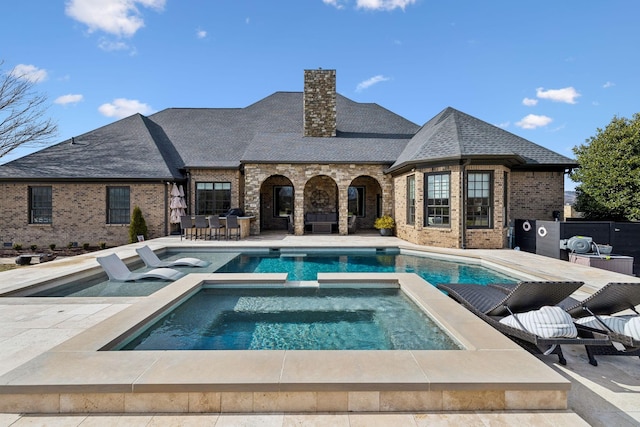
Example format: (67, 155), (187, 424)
(244, 163), (392, 235)
(303, 69), (336, 137)
(394, 164), (510, 249)
(0, 182), (167, 248)
(510, 170), (565, 222)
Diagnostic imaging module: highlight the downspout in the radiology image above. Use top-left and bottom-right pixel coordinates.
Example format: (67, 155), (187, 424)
(164, 181), (169, 236)
(460, 159), (471, 249)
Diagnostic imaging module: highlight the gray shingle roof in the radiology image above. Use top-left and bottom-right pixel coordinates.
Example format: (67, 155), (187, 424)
(390, 107), (576, 172)
(0, 97), (574, 181)
(0, 114), (182, 180)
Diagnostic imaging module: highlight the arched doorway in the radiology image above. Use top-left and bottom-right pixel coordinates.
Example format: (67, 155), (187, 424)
(304, 175), (338, 233)
(348, 175), (383, 230)
(260, 175), (294, 232)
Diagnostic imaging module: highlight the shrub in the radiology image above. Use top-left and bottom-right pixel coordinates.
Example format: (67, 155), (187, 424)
(13, 243), (22, 250)
(82, 243), (90, 250)
(49, 244), (56, 251)
(30, 244), (38, 251)
(99, 242), (107, 250)
(67, 242), (74, 249)
(129, 206), (148, 243)
(374, 215), (395, 230)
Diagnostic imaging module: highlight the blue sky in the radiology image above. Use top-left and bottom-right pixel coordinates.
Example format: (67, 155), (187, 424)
(2, 1), (639, 190)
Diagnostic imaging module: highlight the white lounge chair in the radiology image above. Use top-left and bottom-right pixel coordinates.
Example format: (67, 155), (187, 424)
(96, 253), (185, 282)
(136, 245), (210, 268)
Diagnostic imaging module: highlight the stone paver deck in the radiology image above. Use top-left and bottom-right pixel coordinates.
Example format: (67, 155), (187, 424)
(0, 232), (638, 426)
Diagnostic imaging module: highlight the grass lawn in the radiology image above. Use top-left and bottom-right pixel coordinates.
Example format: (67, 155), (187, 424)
(0, 264), (16, 272)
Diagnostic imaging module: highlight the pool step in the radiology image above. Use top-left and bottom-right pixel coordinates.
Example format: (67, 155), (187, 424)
(284, 280), (319, 287)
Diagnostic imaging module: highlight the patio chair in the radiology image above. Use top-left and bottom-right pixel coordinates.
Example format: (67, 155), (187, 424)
(348, 215), (357, 234)
(226, 214), (241, 240)
(562, 282), (640, 360)
(436, 281), (610, 365)
(208, 215), (225, 240)
(194, 215), (209, 240)
(96, 253), (185, 282)
(135, 245), (210, 268)
(180, 216), (194, 240)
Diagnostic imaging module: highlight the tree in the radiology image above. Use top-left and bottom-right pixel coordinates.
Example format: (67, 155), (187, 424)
(570, 113), (640, 221)
(129, 206), (148, 243)
(0, 61), (58, 158)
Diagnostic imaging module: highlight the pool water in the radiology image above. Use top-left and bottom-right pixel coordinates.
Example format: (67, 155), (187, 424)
(17, 248), (518, 297)
(213, 250), (516, 284)
(118, 287), (461, 351)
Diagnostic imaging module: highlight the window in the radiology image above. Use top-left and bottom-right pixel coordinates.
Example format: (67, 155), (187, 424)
(425, 173), (450, 226)
(274, 186), (293, 217)
(196, 182), (231, 215)
(466, 171), (492, 228)
(29, 186), (52, 224)
(348, 186), (365, 217)
(107, 186), (130, 224)
(406, 175), (415, 225)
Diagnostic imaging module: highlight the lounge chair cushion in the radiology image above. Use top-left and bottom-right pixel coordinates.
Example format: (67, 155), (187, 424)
(500, 306), (578, 338)
(576, 315), (640, 340)
(626, 316), (640, 340)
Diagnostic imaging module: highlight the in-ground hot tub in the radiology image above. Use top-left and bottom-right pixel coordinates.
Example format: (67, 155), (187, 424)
(0, 272), (570, 414)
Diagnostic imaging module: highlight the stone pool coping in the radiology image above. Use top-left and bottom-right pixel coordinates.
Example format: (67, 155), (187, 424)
(0, 272), (570, 413)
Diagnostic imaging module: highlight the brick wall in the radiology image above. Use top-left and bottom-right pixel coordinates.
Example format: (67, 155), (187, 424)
(394, 164), (511, 249)
(187, 169), (243, 214)
(510, 170), (565, 222)
(0, 182), (167, 248)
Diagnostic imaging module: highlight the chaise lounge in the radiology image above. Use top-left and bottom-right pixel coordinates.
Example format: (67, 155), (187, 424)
(97, 253), (185, 282)
(136, 245), (211, 268)
(563, 282), (640, 360)
(436, 281), (611, 365)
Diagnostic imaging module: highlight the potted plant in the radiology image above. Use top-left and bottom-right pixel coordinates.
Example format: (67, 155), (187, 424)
(374, 215), (395, 236)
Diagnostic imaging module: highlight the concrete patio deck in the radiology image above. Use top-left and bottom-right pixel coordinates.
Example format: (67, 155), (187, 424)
(0, 232), (639, 426)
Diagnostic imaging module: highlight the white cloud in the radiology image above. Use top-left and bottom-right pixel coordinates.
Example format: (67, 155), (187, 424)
(356, 75), (390, 92)
(323, 0), (415, 10)
(65, 0), (166, 37)
(54, 94), (84, 105)
(356, 0), (416, 10)
(196, 29), (207, 39)
(98, 38), (131, 51)
(496, 121), (510, 129)
(535, 86), (580, 104)
(516, 114), (553, 130)
(98, 98), (154, 119)
(522, 97), (538, 107)
(603, 81), (615, 88)
(323, 0), (347, 8)
(9, 64), (48, 83)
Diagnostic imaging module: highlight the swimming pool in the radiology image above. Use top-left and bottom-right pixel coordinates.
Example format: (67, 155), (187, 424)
(8, 248), (518, 297)
(118, 286), (461, 351)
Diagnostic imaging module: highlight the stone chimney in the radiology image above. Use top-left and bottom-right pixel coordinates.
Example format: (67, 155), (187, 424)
(303, 69), (336, 137)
